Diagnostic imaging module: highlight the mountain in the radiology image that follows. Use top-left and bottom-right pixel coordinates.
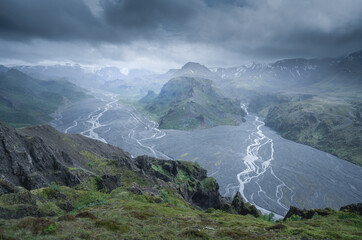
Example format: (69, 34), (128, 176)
(15, 64), (98, 87)
(94, 67), (127, 81)
(0, 122), (360, 239)
(140, 76), (245, 130)
(169, 62), (218, 79)
(0, 68), (88, 127)
(15, 64), (170, 95)
(263, 96), (362, 165)
(213, 49), (362, 97)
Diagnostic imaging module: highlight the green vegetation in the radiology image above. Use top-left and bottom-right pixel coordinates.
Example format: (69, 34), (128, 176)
(0, 185), (361, 239)
(201, 177), (218, 192)
(264, 96), (362, 165)
(139, 77), (245, 130)
(81, 150), (117, 175)
(0, 69), (89, 127)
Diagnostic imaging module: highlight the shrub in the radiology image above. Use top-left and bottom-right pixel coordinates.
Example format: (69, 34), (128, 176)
(160, 190), (172, 204)
(288, 214), (302, 221)
(43, 223), (58, 234)
(49, 181), (61, 192)
(261, 212), (275, 222)
(338, 212), (359, 219)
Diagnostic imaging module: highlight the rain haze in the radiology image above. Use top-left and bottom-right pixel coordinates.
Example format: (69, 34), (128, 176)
(0, 1), (361, 237)
(0, 0), (362, 71)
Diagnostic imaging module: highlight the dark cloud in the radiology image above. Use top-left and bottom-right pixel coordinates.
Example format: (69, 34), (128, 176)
(102, 0), (198, 30)
(0, 0), (361, 68)
(0, 0), (108, 41)
(0, 0), (199, 43)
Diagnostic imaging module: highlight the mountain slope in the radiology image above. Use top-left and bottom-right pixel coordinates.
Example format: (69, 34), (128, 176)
(0, 68), (88, 127)
(263, 97), (362, 165)
(0, 121), (259, 218)
(0, 122), (360, 239)
(140, 77), (245, 130)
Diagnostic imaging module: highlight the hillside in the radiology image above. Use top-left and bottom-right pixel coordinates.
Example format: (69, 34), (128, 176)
(0, 122), (361, 239)
(263, 97), (362, 165)
(209, 50), (362, 165)
(139, 77), (245, 130)
(0, 67), (89, 127)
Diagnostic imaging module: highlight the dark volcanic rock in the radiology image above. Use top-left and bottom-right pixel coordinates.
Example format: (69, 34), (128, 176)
(231, 192), (261, 217)
(127, 183), (144, 195)
(134, 155), (222, 210)
(283, 206), (333, 221)
(340, 203), (362, 216)
(96, 174), (122, 193)
(0, 179), (17, 195)
(0, 121), (262, 218)
(0, 122), (133, 191)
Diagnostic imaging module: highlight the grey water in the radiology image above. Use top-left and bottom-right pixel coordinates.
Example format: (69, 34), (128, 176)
(51, 92), (362, 216)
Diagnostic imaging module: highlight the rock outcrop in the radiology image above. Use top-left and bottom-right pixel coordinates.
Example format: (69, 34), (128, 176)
(283, 206), (334, 221)
(340, 203), (362, 216)
(0, 121), (261, 219)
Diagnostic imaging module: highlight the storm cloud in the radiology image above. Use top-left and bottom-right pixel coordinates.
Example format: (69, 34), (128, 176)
(0, 0), (361, 70)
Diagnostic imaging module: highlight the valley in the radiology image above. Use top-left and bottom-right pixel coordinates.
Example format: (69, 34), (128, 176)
(51, 91), (362, 217)
(1, 2), (361, 239)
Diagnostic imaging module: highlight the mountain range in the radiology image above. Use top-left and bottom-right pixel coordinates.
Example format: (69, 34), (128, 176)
(0, 67), (88, 127)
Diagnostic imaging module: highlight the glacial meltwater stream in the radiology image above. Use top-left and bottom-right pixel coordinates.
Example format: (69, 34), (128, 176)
(51, 92), (362, 216)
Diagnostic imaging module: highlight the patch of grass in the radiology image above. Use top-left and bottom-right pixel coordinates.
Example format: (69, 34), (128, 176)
(260, 212), (276, 222)
(151, 164), (171, 177)
(338, 212), (359, 219)
(287, 214), (302, 222)
(180, 229), (210, 240)
(201, 177), (218, 192)
(81, 150), (117, 174)
(119, 169), (148, 187)
(95, 220), (130, 233)
(17, 217), (57, 235)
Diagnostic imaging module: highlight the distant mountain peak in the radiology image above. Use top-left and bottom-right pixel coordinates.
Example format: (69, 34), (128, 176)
(181, 62), (208, 70)
(169, 62), (215, 78)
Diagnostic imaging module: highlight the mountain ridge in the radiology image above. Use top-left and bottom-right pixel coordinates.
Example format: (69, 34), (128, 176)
(140, 76), (245, 130)
(0, 68), (89, 127)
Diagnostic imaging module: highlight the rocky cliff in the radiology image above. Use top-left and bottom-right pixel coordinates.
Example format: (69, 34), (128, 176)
(0, 122), (361, 239)
(0, 122), (258, 218)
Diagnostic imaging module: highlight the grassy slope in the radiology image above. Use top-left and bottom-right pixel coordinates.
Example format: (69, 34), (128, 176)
(264, 96), (362, 165)
(0, 69), (89, 127)
(0, 181), (361, 240)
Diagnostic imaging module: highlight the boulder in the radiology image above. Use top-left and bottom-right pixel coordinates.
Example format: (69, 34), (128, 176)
(96, 174), (122, 193)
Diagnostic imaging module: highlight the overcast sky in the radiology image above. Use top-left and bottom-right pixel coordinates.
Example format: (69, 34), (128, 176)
(0, 0), (362, 72)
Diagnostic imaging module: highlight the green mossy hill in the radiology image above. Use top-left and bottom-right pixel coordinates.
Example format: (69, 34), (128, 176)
(0, 184), (361, 240)
(263, 96), (362, 165)
(139, 77), (246, 130)
(0, 68), (89, 127)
